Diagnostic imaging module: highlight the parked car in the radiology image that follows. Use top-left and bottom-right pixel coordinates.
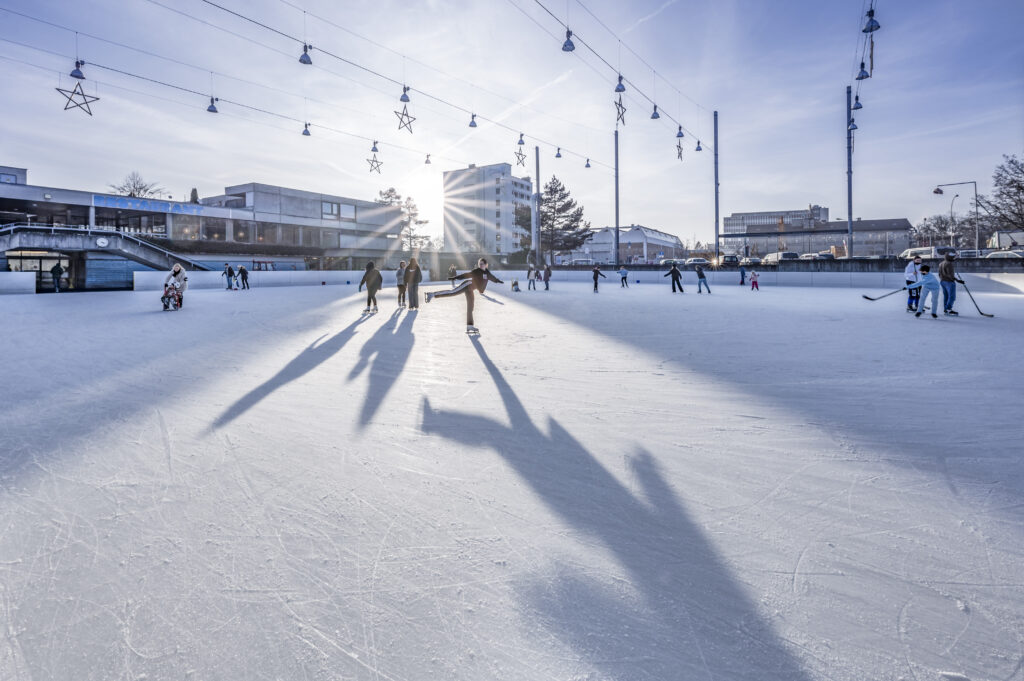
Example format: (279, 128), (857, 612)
(799, 253), (817, 260)
(716, 254), (740, 267)
(762, 251), (799, 264)
(659, 259), (683, 266)
(685, 257), (710, 266)
(898, 246), (957, 259)
(739, 257), (761, 266)
(985, 250), (1023, 259)
(815, 252), (835, 260)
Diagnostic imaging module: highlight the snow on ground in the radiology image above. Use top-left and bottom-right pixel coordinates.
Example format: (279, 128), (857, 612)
(1, 279), (1022, 681)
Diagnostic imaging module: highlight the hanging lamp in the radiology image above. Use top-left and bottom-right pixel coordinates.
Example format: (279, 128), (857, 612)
(852, 95), (863, 110)
(517, 133), (525, 145)
(400, 86), (410, 103)
(650, 104), (660, 120)
(469, 113), (477, 128)
(615, 75), (625, 93)
(70, 59), (85, 80)
(371, 140), (379, 153)
(676, 125), (684, 138)
(856, 62), (870, 80)
(302, 123), (311, 136)
(862, 8), (880, 33)
(562, 28), (575, 52)
(207, 97), (219, 113)
(299, 44), (312, 65)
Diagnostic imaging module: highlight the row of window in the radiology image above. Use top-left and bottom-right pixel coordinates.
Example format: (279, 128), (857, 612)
(321, 201), (357, 221)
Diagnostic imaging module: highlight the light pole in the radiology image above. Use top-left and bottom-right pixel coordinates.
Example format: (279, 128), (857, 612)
(948, 194), (959, 247)
(933, 181), (980, 251)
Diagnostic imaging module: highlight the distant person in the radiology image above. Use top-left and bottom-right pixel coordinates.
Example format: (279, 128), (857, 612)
(543, 265), (551, 290)
(696, 264), (710, 294)
(426, 258), (503, 334)
(938, 252), (965, 316)
(904, 255), (922, 312)
(49, 262), (63, 293)
(405, 257), (424, 309)
(238, 265), (249, 290)
(395, 260), (407, 307)
(511, 278), (521, 292)
(905, 265), (940, 318)
(618, 266), (629, 287)
(358, 261), (382, 313)
(749, 270), (759, 291)
(664, 264), (684, 293)
(527, 266), (537, 290)
(222, 263), (235, 290)
(739, 265), (746, 286)
(592, 265), (606, 293)
(447, 264), (457, 288)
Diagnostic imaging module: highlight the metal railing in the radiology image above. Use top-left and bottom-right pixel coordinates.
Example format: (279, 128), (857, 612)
(0, 223), (211, 270)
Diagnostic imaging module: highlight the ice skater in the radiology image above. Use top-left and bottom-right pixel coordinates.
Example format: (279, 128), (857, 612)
(938, 252), (965, 316)
(618, 266), (629, 287)
(904, 255), (922, 312)
(426, 257), (504, 334)
(592, 265), (606, 292)
(405, 258), (423, 309)
(527, 266), (537, 290)
(750, 269), (759, 291)
(511, 278), (521, 292)
(222, 263), (235, 290)
(905, 265), (940, 318)
(543, 265), (551, 290)
(664, 263), (684, 292)
(696, 264), (710, 294)
(358, 261), (382, 313)
(163, 263), (188, 309)
(238, 265), (249, 290)
(739, 265), (746, 286)
(395, 261), (407, 307)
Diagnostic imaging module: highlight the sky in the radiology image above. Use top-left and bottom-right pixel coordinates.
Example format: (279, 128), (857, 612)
(0, 0), (1022, 246)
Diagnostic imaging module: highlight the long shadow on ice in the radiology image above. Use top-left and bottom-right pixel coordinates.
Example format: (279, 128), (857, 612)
(212, 315), (370, 429)
(348, 309), (416, 428)
(421, 337), (812, 681)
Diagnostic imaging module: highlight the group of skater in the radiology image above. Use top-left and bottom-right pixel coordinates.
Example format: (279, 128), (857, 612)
(359, 257), (424, 313)
(221, 263), (250, 290)
(903, 252), (966, 318)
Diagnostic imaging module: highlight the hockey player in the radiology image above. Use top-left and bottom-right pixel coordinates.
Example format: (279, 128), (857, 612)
(905, 265), (941, 319)
(938, 252), (966, 316)
(904, 255), (922, 312)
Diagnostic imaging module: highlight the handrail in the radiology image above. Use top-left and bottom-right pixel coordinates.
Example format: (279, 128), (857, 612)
(0, 223), (211, 269)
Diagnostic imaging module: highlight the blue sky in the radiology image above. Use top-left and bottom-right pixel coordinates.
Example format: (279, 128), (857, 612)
(0, 0), (1021, 245)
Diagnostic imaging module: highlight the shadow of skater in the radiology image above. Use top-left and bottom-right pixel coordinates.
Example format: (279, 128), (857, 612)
(212, 315), (370, 429)
(348, 309), (416, 428)
(420, 338), (813, 681)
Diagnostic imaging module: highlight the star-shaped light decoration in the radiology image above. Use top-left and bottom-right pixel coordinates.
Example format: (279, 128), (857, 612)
(614, 95), (626, 125)
(367, 154), (384, 174)
(514, 148), (527, 167)
(394, 104), (416, 133)
(676, 141), (684, 161)
(56, 81), (99, 116)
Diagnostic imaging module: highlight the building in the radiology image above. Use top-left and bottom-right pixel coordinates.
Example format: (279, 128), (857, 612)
(721, 217), (912, 257)
(563, 225), (687, 264)
(988, 230), (1024, 249)
(442, 163), (532, 256)
(0, 165), (403, 289)
(723, 205), (829, 234)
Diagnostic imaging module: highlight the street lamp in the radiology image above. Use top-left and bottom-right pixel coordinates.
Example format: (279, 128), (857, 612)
(932, 181), (981, 251)
(949, 194), (959, 247)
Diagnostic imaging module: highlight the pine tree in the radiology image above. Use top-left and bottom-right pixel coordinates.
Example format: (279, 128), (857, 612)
(376, 188), (430, 252)
(539, 176), (591, 257)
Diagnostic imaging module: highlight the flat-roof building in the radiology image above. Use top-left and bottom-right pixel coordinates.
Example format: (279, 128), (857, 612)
(442, 163), (532, 256)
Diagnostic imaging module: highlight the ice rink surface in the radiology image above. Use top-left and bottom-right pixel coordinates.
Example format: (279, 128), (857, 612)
(1, 279), (1022, 681)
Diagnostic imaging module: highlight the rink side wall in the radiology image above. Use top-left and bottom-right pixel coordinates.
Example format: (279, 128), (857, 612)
(495, 270), (1024, 294)
(133, 270), (433, 291)
(0, 272), (37, 294)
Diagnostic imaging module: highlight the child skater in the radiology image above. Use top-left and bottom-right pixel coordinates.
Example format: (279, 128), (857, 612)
(750, 269), (759, 291)
(426, 258), (504, 334)
(904, 265), (940, 319)
(395, 260), (407, 307)
(618, 266), (629, 287)
(592, 265), (606, 292)
(358, 261), (382, 313)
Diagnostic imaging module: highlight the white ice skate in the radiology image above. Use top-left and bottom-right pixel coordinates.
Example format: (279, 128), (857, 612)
(466, 325), (480, 335)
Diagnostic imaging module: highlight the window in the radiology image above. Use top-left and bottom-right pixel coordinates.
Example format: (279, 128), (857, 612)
(322, 201), (340, 219)
(495, 210), (500, 218)
(0, 173), (16, 184)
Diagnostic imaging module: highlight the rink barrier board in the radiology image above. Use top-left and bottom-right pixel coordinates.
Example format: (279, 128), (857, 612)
(0, 272), (37, 294)
(134, 270), (433, 291)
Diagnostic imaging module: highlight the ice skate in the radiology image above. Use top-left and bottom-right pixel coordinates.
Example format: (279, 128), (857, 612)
(466, 325), (480, 334)
(915, 311), (922, 317)
(372, 306), (378, 313)
(362, 306), (371, 313)
(425, 292), (435, 303)
(931, 313), (938, 318)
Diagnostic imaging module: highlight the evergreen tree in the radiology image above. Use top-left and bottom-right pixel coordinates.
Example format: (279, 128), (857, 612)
(539, 176), (591, 257)
(376, 188), (430, 252)
(189, 188), (200, 204)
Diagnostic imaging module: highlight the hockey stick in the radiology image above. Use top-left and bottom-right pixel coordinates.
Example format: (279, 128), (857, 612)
(862, 288), (905, 301)
(960, 282), (994, 317)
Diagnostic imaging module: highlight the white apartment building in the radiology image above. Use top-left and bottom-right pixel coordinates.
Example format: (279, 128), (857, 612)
(442, 163), (533, 255)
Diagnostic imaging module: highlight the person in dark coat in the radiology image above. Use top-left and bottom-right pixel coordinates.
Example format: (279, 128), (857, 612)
(543, 265), (551, 290)
(222, 263), (235, 290)
(426, 258), (503, 333)
(696, 265), (710, 294)
(238, 265), (250, 290)
(592, 265), (606, 292)
(664, 264), (684, 293)
(358, 261), (383, 313)
(395, 261), (407, 307)
(405, 257), (424, 309)
(49, 262), (64, 293)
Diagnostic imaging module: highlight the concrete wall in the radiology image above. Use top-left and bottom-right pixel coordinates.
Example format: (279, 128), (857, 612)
(494, 269), (1024, 294)
(134, 270), (434, 291)
(0, 272), (36, 294)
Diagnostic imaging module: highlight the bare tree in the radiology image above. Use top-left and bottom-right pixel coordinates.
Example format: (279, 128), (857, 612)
(109, 171), (166, 198)
(977, 154), (1024, 232)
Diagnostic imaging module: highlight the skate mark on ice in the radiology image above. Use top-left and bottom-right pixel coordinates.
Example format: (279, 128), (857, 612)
(420, 336), (815, 681)
(156, 409), (173, 481)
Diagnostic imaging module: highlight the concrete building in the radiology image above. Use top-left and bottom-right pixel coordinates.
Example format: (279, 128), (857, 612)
(563, 225), (687, 264)
(723, 205), (830, 235)
(721, 218), (913, 258)
(442, 163), (532, 256)
(0, 165), (403, 289)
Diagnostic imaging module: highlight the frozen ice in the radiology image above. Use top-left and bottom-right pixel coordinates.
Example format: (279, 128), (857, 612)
(1, 280), (1022, 680)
